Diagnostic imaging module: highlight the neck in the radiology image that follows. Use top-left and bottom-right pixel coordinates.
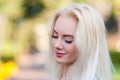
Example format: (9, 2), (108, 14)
(61, 64), (72, 80)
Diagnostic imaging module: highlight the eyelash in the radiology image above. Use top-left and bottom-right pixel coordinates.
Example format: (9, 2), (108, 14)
(52, 35), (73, 44)
(65, 40), (73, 44)
(52, 35), (58, 38)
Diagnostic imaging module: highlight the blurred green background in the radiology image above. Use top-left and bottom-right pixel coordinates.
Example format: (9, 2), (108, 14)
(0, 0), (120, 80)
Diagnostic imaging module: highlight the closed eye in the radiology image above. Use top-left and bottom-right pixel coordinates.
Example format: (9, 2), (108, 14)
(65, 40), (73, 44)
(52, 35), (58, 38)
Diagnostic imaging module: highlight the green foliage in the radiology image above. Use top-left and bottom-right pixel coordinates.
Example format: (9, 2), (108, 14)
(111, 0), (120, 18)
(75, 0), (88, 3)
(2, 40), (18, 55)
(110, 51), (120, 65)
(0, 40), (23, 63)
(113, 65), (120, 80)
(0, 55), (15, 63)
(105, 13), (118, 33)
(22, 0), (45, 18)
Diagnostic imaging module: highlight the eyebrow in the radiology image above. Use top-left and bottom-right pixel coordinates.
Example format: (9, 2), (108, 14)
(53, 29), (74, 38)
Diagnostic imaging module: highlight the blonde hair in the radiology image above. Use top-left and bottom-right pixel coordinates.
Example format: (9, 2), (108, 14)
(47, 4), (113, 80)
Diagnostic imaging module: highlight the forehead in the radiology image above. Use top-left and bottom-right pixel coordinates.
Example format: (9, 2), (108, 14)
(54, 15), (78, 35)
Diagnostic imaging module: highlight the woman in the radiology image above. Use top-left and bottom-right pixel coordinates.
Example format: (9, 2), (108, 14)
(47, 4), (114, 80)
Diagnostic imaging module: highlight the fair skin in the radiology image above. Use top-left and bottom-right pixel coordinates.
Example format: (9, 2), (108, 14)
(51, 14), (78, 65)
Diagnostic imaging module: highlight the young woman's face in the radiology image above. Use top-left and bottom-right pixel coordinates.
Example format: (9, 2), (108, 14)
(51, 15), (78, 64)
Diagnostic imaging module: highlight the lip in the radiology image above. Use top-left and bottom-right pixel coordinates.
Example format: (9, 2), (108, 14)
(55, 52), (65, 58)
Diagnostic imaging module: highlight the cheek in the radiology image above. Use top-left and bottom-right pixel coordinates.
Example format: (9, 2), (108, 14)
(73, 45), (77, 53)
(51, 38), (55, 45)
(69, 44), (78, 57)
(69, 43), (76, 52)
(64, 43), (77, 55)
(67, 44), (78, 63)
(51, 39), (55, 49)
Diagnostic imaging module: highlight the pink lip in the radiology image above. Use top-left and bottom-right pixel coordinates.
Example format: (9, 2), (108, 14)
(56, 52), (65, 58)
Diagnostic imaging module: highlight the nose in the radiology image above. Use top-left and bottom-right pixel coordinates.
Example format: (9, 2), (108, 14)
(54, 39), (63, 50)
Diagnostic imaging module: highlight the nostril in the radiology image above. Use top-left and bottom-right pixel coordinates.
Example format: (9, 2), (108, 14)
(56, 47), (62, 50)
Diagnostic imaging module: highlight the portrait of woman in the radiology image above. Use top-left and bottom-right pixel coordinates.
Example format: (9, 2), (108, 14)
(47, 4), (114, 80)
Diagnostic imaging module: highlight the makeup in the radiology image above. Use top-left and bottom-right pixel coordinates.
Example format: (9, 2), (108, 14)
(56, 52), (65, 58)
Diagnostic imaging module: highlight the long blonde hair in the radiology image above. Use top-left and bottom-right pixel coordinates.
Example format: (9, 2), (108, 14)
(47, 4), (113, 80)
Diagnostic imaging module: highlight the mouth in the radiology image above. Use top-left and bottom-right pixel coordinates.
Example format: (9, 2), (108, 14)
(55, 52), (65, 58)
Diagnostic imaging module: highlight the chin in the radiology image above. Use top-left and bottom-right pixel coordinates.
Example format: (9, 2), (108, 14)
(56, 59), (73, 65)
(55, 58), (67, 64)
